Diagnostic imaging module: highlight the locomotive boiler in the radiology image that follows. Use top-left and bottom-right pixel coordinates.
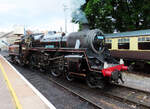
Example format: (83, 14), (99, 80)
(9, 24), (128, 88)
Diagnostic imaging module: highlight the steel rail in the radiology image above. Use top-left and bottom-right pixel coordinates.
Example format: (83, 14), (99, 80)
(48, 77), (104, 109)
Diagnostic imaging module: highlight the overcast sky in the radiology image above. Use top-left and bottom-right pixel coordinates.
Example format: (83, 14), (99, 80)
(0, 0), (79, 32)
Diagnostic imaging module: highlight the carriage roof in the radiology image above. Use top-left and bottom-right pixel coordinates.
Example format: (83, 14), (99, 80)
(105, 29), (150, 38)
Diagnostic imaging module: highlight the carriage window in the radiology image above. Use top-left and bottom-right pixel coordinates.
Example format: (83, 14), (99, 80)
(118, 38), (129, 49)
(138, 42), (150, 50)
(105, 39), (112, 49)
(138, 36), (150, 50)
(146, 37), (150, 41)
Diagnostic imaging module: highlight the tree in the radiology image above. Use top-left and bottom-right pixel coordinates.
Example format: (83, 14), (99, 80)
(77, 0), (150, 33)
(84, 0), (114, 33)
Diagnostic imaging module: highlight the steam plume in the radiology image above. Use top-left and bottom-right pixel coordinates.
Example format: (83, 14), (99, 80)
(70, 0), (88, 23)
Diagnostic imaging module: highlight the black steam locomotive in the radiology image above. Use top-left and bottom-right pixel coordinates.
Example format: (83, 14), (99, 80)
(9, 25), (128, 88)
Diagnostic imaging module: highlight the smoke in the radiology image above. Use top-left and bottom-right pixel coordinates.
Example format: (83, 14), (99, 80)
(70, 0), (88, 24)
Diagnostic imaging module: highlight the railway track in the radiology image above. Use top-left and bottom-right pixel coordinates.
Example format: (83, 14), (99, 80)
(116, 84), (150, 97)
(48, 77), (104, 109)
(48, 76), (150, 109)
(103, 84), (150, 109)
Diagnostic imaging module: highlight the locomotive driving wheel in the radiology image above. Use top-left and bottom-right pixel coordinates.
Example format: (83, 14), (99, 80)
(51, 59), (64, 77)
(86, 74), (97, 88)
(64, 67), (74, 81)
(65, 73), (74, 81)
(29, 55), (36, 70)
(51, 68), (62, 77)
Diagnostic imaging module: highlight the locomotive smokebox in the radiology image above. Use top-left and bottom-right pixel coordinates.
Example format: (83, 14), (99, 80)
(66, 25), (104, 54)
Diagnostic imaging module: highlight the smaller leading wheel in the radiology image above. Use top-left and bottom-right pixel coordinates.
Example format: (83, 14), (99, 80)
(86, 73), (105, 88)
(86, 74), (97, 88)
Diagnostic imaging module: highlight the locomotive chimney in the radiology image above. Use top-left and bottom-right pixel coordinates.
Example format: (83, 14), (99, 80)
(81, 23), (90, 30)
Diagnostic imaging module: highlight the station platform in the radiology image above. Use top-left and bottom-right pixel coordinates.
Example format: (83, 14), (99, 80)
(0, 67), (15, 109)
(123, 72), (150, 92)
(0, 55), (56, 109)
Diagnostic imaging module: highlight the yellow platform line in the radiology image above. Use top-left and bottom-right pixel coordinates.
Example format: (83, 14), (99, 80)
(0, 62), (22, 109)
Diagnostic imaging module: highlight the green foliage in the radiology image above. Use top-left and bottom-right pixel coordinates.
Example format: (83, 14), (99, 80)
(75, 0), (150, 33)
(84, 0), (114, 33)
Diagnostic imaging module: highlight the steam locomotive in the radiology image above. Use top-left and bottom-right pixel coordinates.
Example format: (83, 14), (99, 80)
(9, 24), (128, 88)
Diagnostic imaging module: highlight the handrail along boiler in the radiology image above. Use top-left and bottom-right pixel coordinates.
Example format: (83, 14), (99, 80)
(9, 24), (128, 88)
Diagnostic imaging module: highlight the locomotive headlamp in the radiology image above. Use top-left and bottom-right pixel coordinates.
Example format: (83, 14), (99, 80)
(120, 59), (124, 64)
(104, 62), (109, 69)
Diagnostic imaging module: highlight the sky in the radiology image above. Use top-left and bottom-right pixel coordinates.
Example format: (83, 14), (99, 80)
(0, 0), (79, 33)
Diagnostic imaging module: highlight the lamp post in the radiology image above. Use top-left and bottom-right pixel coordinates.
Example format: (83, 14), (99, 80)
(63, 4), (68, 33)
